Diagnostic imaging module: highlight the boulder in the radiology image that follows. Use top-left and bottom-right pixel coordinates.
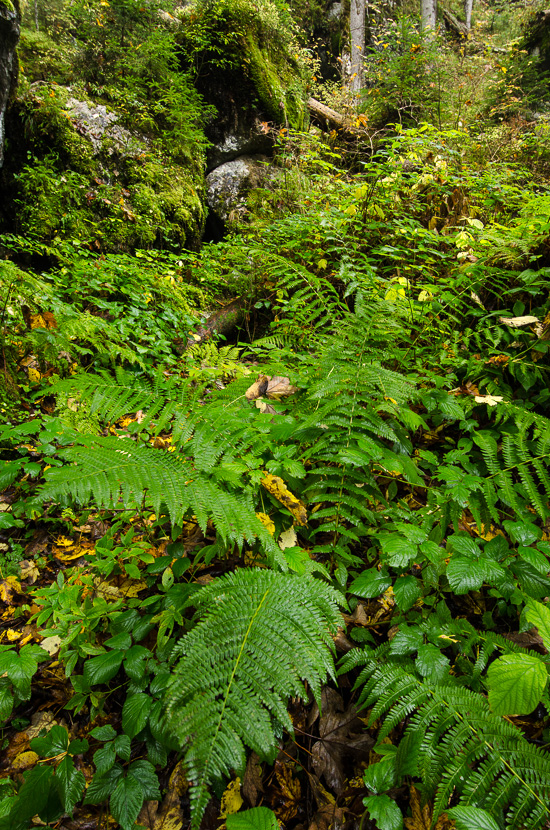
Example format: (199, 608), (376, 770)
(0, 0), (20, 168)
(206, 155), (273, 224)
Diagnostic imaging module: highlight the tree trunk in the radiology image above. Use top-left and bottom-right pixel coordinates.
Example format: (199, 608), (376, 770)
(421, 0), (437, 31)
(464, 0), (474, 31)
(349, 0), (365, 93)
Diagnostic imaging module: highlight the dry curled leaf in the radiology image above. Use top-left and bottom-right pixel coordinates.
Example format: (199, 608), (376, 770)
(499, 315), (538, 327)
(246, 375), (297, 402)
(261, 474), (307, 526)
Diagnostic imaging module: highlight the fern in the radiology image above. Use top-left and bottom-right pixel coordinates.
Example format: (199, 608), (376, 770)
(39, 435), (285, 566)
(165, 569), (343, 829)
(340, 648), (550, 828)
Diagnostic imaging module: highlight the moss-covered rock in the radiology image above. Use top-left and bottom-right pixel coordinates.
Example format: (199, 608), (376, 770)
(1, 83), (206, 251)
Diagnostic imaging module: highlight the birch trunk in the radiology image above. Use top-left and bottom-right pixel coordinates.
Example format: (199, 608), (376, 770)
(349, 0), (365, 93)
(464, 0), (474, 30)
(421, 0), (436, 31)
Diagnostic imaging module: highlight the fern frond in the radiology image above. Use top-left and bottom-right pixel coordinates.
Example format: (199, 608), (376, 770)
(40, 436), (284, 565)
(165, 570), (343, 829)
(341, 651), (550, 828)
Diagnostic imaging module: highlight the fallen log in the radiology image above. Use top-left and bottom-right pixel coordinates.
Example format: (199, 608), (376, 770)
(442, 8), (469, 38)
(176, 296), (251, 351)
(307, 97), (369, 139)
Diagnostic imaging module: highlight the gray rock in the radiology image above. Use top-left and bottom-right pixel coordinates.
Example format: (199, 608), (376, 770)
(66, 97), (147, 156)
(0, 1), (20, 168)
(206, 155), (272, 223)
(207, 120), (273, 171)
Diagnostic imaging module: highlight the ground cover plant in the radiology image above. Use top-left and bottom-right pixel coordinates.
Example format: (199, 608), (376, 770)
(2, 1), (550, 830)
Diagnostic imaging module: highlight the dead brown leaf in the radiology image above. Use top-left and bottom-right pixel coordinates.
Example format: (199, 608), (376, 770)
(242, 752), (264, 807)
(270, 760), (302, 823)
(137, 761), (188, 830)
(311, 688), (374, 796)
(246, 375), (297, 402)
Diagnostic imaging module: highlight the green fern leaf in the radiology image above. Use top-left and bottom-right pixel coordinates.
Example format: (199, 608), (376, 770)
(165, 570), (343, 829)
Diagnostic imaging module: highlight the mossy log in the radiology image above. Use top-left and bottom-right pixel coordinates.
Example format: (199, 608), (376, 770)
(441, 7), (469, 38)
(184, 296), (251, 349)
(307, 97), (369, 138)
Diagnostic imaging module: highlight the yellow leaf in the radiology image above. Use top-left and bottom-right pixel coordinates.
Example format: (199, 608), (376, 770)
(28, 367), (41, 383)
(261, 474), (307, 527)
(219, 777), (243, 818)
(256, 512), (275, 535)
(120, 579), (148, 597)
(278, 527), (297, 550)
(12, 751), (39, 770)
(55, 536), (74, 547)
(4, 629), (21, 642)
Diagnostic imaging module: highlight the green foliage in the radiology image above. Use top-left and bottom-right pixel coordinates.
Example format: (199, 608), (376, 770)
(340, 646), (550, 828)
(165, 569), (343, 829)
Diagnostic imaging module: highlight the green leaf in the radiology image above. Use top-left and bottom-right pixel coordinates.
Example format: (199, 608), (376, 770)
(415, 644), (450, 682)
(10, 765), (55, 829)
(110, 774), (144, 830)
(84, 765), (124, 804)
(31, 725), (69, 758)
(446, 556), (486, 594)
(124, 645), (150, 680)
(448, 534), (482, 558)
(503, 521), (540, 546)
(55, 754), (86, 813)
(362, 794), (403, 830)
(389, 626), (423, 656)
(90, 724), (117, 741)
(393, 576), (421, 612)
(447, 806), (501, 830)
(227, 807), (279, 830)
(114, 734), (132, 762)
(350, 568), (392, 599)
(122, 692), (152, 738)
(93, 743), (117, 776)
(0, 683), (14, 721)
(379, 534), (416, 567)
(104, 632), (132, 650)
(525, 599), (550, 651)
(363, 757), (396, 795)
(83, 650), (124, 685)
(0, 461), (23, 489)
(487, 654), (548, 715)
(128, 760), (160, 800)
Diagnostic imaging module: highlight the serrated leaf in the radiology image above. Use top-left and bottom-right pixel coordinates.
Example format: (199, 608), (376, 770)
(447, 806), (501, 830)
(110, 774), (144, 830)
(416, 644), (450, 682)
(128, 760), (160, 800)
(362, 794), (403, 830)
(227, 807), (279, 830)
(389, 626), (423, 656)
(90, 724), (117, 741)
(525, 599), (550, 652)
(122, 692), (152, 738)
(84, 765), (124, 804)
(393, 576), (421, 612)
(487, 653), (547, 715)
(93, 743), (117, 776)
(83, 650), (124, 685)
(55, 754), (85, 813)
(350, 568), (392, 598)
(30, 725), (69, 758)
(446, 556), (486, 593)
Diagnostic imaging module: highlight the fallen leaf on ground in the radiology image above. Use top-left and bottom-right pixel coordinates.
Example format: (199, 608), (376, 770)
(311, 688), (374, 796)
(242, 752), (264, 807)
(220, 777), (243, 818)
(137, 760), (188, 830)
(499, 315), (538, 327)
(270, 760), (301, 823)
(246, 375), (297, 402)
(261, 474), (307, 526)
(278, 527), (297, 550)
